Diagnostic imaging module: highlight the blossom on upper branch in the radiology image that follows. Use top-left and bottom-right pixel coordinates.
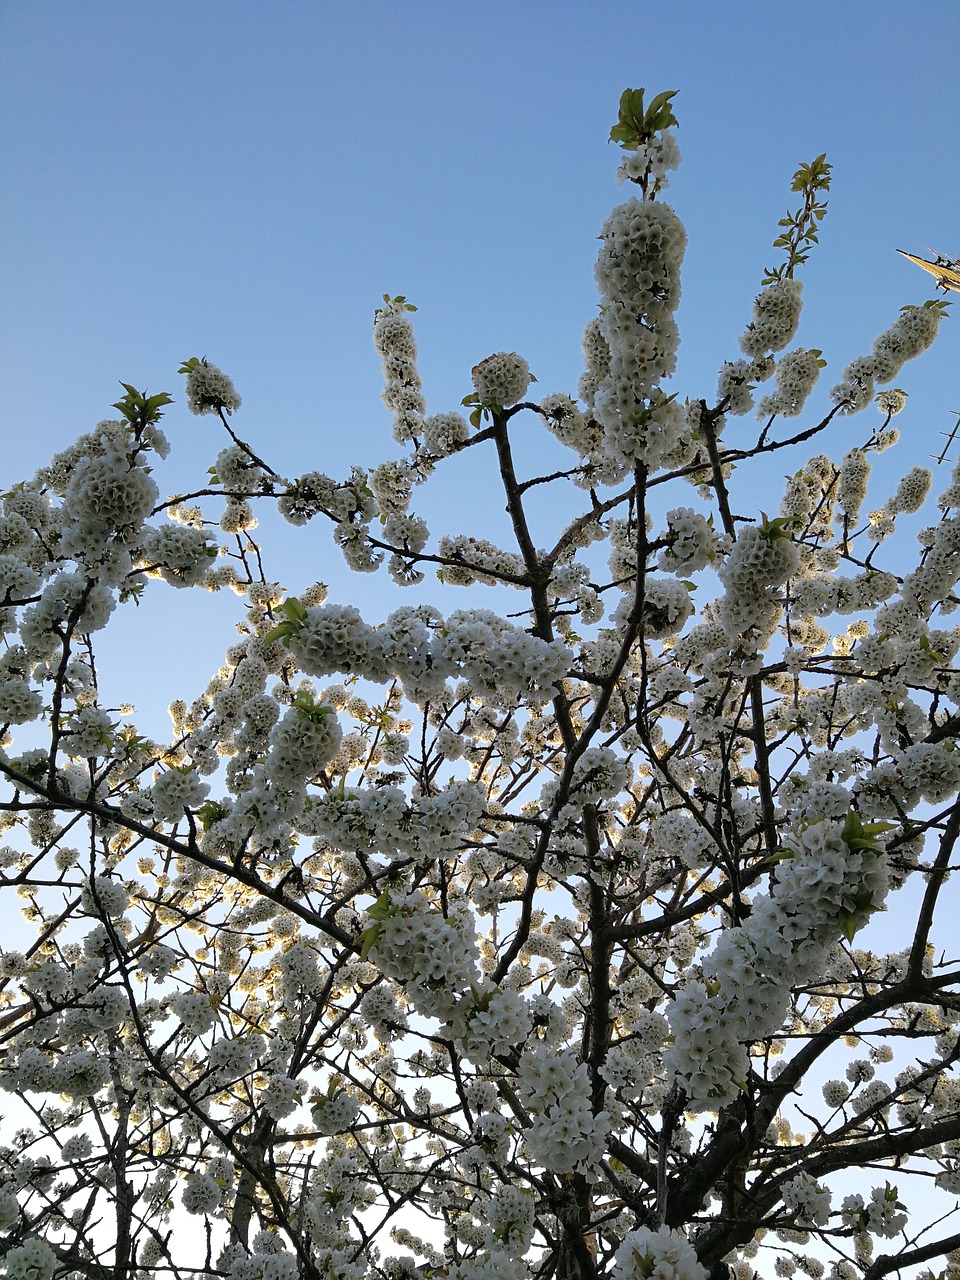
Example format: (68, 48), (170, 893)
(739, 278), (803, 358)
(588, 197), (687, 475)
(612, 1226), (706, 1280)
(182, 358), (242, 416)
(471, 352), (533, 409)
(374, 296), (425, 442)
(831, 304), (942, 413)
(756, 346), (823, 418)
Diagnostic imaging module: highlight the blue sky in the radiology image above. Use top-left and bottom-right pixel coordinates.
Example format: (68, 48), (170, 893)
(2, 0), (960, 731)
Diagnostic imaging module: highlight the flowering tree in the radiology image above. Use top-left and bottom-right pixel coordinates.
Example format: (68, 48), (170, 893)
(2, 86), (960, 1280)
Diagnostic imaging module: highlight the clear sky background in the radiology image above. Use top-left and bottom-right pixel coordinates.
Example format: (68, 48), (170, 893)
(2, 0), (960, 734)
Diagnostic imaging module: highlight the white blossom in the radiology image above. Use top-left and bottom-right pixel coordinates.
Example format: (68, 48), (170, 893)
(471, 352), (533, 409)
(185, 359), (242, 416)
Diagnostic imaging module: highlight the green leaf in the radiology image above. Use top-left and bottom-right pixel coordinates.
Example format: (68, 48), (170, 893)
(471, 984), (498, 1012)
(196, 800), (228, 831)
(367, 889), (393, 922)
(645, 89), (679, 130)
(631, 1248), (655, 1280)
(358, 923), (381, 961)
(759, 514), (797, 540)
(765, 847), (795, 864)
(841, 810), (864, 844)
(262, 620), (297, 647)
(919, 634), (948, 662)
(610, 86), (677, 150)
(625, 87), (646, 122)
(838, 908), (857, 943)
(860, 821), (896, 837)
(282, 597), (308, 623)
(112, 383), (175, 430)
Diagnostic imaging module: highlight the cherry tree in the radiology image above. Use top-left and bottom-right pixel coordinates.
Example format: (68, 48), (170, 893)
(1, 87), (960, 1280)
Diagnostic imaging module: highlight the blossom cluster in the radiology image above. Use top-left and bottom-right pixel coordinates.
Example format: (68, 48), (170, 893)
(287, 602), (570, 708)
(310, 778), (484, 864)
(716, 523), (800, 644)
(587, 197), (687, 476)
(616, 129), (681, 191)
(516, 1046), (610, 1176)
(831, 304), (942, 412)
(657, 507), (719, 574)
(185, 358), (242, 416)
(471, 352), (533, 409)
(739, 279), (803, 358)
(756, 346), (822, 418)
(666, 810), (890, 1109)
(840, 1186), (908, 1238)
(374, 297), (425, 443)
(612, 1226), (706, 1280)
(368, 890), (481, 1023)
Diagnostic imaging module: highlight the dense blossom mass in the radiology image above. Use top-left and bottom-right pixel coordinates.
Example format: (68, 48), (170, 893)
(1, 88), (959, 1280)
